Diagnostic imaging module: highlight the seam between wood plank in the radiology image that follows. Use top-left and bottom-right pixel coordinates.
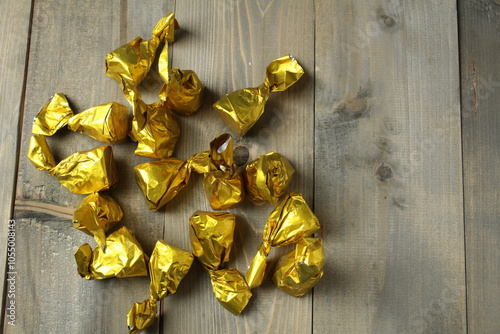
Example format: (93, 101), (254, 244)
(311, 1), (317, 334)
(1, 0), (36, 330)
(456, 1), (469, 333)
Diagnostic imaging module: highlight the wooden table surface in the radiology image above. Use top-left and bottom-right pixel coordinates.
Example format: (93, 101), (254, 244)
(1, 0), (498, 333)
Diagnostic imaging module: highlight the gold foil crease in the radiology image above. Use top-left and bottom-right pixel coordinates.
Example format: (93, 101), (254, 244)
(72, 193), (123, 250)
(134, 158), (190, 211)
(32, 93), (73, 136)
(105, 13), (178, 88)
(189, 211), (252, 314)
(159, 68), (204, 115)
(273, 237), (324, 297)
(246, 193), (320, 289)
(27, 134), (55, 171)
(74, 226), (148, 280)
(67, 102), (129, 143)
(213, 55), (304, 136)
(127, 240), (193, 334)
(50, 145), (119, 194)
(244, 152), (295, 205)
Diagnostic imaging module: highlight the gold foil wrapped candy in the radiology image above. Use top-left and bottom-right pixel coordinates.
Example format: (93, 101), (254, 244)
(105, 13), (178, 88)
(127, 240), (193, 334)
(27, 134), (55, 171)
(126, 85), (180, 159)
(273, 237), (324, 297)
(27, 140), (119, 194)
(159, 68), (204, 115)
(74, 226), (148, 280)
(67, 102), (129, 143)
(72, 192), (123, 250)
(244, 152), (295, 205)
(32, 93), (73, 136)
(245, 193), (320, 289)
(189, 211), (252, 315)
(50, 145), (118, 194)
(200, 133), (244, 210)
(134, 158), (191, 211)
(213, 55), (304, 136)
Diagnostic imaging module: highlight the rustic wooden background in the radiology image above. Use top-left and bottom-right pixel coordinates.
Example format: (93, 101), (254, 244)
(1, 0), (498, 333)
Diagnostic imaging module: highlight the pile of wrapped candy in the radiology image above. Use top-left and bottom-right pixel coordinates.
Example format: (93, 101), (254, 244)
(27, 13), (325, 333)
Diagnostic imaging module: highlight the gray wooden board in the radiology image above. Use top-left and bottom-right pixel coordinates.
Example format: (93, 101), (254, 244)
(6, 0), (175, 333)
(459, 1), (500, 333)
(0, 0), (33, 328)
(313, 1), (466, 333)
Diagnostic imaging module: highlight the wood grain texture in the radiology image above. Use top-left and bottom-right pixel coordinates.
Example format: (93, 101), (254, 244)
(162, 0), (315, 333)
(459, 1), (500, 333)
(0, 0), (33, 327)
(313, 1), (466, 333)
(7, 0), (174, 333)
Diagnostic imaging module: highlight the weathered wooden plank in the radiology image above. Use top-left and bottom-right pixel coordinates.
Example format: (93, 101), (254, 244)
(8, 0), (174, 333)
(313, 1), (466, 333)
(0, 0), (33, 329)
(162, 0), (315, 333)
(459, 1), (500, 333)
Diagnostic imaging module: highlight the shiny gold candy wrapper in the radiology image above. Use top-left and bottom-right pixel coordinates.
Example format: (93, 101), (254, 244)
(189, 211), (252, 315)
(105, 13), (178, 88)
(246, 193), (320, 289)
(32, 93), (73, 136)
(213, 55), (304, 136)
(159, 68), (204, 115)
(244, 152), (295, 205)
(273, 237), (324, 297)
(134, 158), (191, 211)
(186, 151), (215, 174)
(126, 85), (180, 158)
(75, 226), (148, 280)
(73, 193), (123, 250)
(198, 133), (245, 210)
(27, 134), (55, 171)
(51, 145), (118, 194)
(127, 240), (193, 334)
(68, 102), (129, 143)
(27, 140), (118, 194)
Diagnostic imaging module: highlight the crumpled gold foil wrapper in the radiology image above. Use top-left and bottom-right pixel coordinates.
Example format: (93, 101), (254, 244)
(273, 237), (324, 297)
(32, 93), (73, 136)
(198, 133), (245, 210)
(134, 158), (191, 211)
(68, 102), (129, 143)
(159, 68), (204, 115)
(74, 226), (148, 280)
(27, 134), (55, 171)
(189, 211), (235, 270)
(127, 240), (193, 334)
(189, 211), (252, 315)
(244, 152), (295, 205)
(209, 268), (253, 316)
(105, 13), (178, 88)
(127, 299), (157, 334)
(27, 135), (118, 194)
(126, 85), (180, 159)
(187, 151), (216, 174)
(202, 171), (244, 210)
(213, 55), (304, 136)
(246, 193), (320, 289)
(51, 145), (119, 194)
(72, 192), (123, 250)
